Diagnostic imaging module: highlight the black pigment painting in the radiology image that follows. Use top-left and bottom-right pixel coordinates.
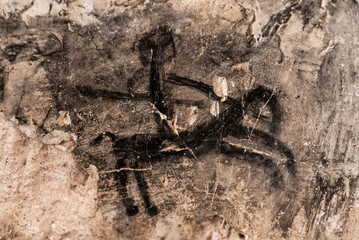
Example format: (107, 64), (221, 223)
(82, 26), (296, 217)
(0, 1), (358, 239)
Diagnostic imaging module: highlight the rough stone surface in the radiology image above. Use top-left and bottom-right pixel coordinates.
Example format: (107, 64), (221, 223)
(0, 114), (115, 239)
(0, 0), (358, 239)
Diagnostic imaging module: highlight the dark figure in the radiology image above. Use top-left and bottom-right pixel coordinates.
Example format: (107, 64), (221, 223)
(87, 26), (296, 217)
(116, 26), (176, 216)
(92, 26), (178, 216)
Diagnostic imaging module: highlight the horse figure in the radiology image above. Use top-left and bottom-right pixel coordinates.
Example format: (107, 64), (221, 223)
(87, 26), (296, 217)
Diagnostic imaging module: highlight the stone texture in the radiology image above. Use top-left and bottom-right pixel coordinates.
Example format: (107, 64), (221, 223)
(0, 0), (358, 239)
(0, 114), (114, 239)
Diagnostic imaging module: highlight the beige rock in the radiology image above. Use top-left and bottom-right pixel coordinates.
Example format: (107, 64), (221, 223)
(0, 114), (114, 239)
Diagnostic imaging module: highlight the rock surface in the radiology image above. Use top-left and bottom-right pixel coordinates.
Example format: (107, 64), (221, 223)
(0, 0), (358, 239)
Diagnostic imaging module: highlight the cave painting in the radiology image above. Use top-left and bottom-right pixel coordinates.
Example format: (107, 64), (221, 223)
(80, 26), (296, 216)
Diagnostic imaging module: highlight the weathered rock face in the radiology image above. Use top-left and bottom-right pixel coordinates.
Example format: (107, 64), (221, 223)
(0, 114), (115, 239)
(0, 0), (358, 239)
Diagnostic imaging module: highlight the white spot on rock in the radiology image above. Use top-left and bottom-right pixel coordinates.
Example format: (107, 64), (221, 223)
(321, 0), (329, 8)
(42, 130), (71, 145)
(210, 100), (220, 117)
(213, 75), (228, 102)
(57, 111), (71, 126)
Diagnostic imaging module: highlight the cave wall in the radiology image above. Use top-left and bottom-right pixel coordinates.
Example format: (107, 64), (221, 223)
(0, 0), (358, 239)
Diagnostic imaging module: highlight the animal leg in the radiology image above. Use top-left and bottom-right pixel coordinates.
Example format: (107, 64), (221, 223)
(133, 162), (159, 216)
(114, 157), (139, 216)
